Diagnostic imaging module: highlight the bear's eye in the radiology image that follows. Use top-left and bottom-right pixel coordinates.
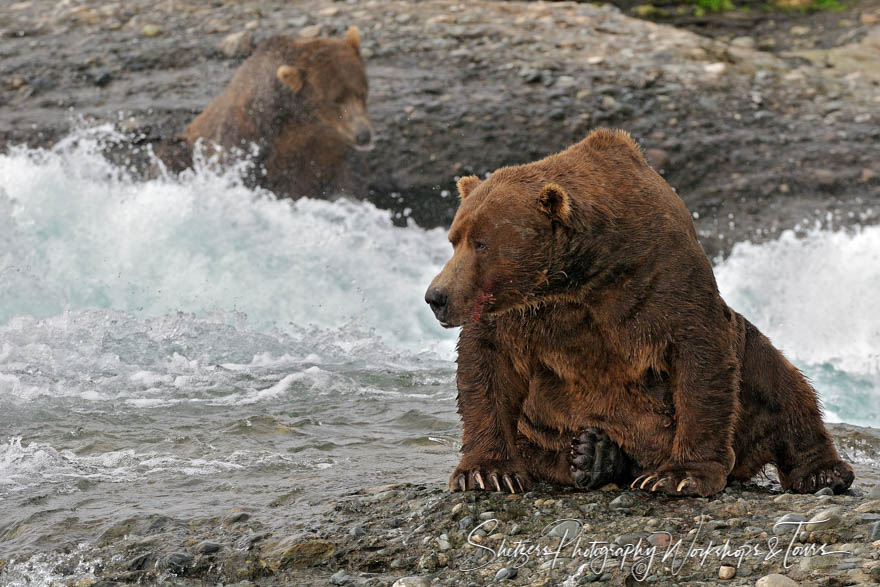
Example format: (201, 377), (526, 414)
(474, 241), (488, 253)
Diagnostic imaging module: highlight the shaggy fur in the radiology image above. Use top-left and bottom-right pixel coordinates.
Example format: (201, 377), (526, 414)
(160, 27), (372, 199)
(425, 129), (854, 497)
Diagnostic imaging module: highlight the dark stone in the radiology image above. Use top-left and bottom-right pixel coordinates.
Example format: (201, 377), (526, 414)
(195, 540), (221, 554)
(164, 552), (193, 573)
(94, 72), (112, 87)
(495, 567), (518, 580)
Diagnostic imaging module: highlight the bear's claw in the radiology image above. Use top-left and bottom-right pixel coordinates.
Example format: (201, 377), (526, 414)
(788, 461), (854, 494)
(631, 464), (725, 497)
(569, 427), (630, 489)
(449, 465), (529, 494)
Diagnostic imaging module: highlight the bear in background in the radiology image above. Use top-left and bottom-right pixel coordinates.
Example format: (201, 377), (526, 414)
(425, 128), (854, 498)
(159, 27), (372, 199)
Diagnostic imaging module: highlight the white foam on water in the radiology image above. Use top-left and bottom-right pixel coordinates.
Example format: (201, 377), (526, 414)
(715, 226), (880, 427)
(0, 125), (456, 358)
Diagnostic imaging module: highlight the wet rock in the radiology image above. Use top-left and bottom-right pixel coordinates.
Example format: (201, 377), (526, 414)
(756, 574), (799, 587)
(869, 520), (880, 540)
(93, 72), (112, 87)
(610, 494), (637, 509)
(773, 513), (807, 535)
(495, 567), (518, 580)
(548, 520), (581, 538)
(719, 565), (736, 580)
(870, 565), (880, 581)
(330, 569), (353, 585)
(224, 511), (249, 525)
(392, 578), (430, 587)
(458, 516), (474, 531)
(348, 524), (366, 537)
(219, 31), (253, 58)
(478, 511), (496, 520)
(869, 480), (880, 498)
(126, 552), (151, 571)
(267, 539), (334, 570)
(164, 552), (192, 573)
(195, 540), (221, 554)
(815, 487), (834, 496)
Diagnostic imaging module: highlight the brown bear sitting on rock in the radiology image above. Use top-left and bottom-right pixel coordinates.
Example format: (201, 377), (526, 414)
(161, 27), (372, 199)
(425, 129), (854, 497)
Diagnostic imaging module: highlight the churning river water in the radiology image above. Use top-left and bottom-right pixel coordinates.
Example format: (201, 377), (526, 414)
(1, 127), (878, 583)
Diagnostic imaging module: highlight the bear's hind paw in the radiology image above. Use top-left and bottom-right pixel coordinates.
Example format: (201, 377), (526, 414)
(569, 427), (629, 490)
(786, 460), (854, 494)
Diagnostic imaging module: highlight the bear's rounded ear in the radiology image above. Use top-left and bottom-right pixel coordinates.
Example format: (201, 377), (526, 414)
(538, 183), (571, 223)
(345, 26), (361, 53)
(456, 175), (481, 200)
(276, 65), (304, 93)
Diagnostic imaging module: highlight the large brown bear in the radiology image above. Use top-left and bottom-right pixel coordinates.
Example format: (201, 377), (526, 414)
(425, 129), (854, 497)
(161, 27), (372, 199)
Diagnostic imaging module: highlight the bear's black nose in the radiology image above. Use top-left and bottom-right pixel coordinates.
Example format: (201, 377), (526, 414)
(355, 127), (373, 146)
(424, 287), (448, 321)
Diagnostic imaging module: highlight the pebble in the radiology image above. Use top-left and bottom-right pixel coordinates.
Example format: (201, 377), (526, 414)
(139, 24), (161, 37)
(451, 503), (464, 515)
(194, 540), (221, 554)
(437, 538), (451, 552)
(773, 513), (807, 535)
(869, 481), (880, 498)
(730, 36), (755, 49)
(812, 168), (835, 186)
(756, 574), (799, 587)
(548, 520), (581, 538)
(799, 553), (839, 571)
(219, 30), (254, 58)
(815, 487), (834, 496)
(495, 567), (518, 580)
(869, 521), (880, 540)
(458, 516), (474, 531)
(164, 552), (192, 572)
(790, 25), (811, 36)
(392, 578), (430, 587)
(647, 532), (670, 548)
(478, 511), (496, 520)
(719, 565), (736, 580)
(330, 570), (352, 585)
(299, 24), (322, 39)
(871, 565), (880, 581)
(806, 507), (841, 532)
(349, 524), (366, 537)
(610, 494), (637, 509)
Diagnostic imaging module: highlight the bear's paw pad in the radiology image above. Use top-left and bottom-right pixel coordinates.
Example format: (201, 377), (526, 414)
(569, 427), (627, 490)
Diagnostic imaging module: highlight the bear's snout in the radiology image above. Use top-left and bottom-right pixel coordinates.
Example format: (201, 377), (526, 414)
(424, 287), (451, 326)
(354, 126), (373, 150)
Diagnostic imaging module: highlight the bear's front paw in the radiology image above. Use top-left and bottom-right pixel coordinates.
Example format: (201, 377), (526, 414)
(449, 461), (530, 494)
(569, 427), (630, 490)
(631, 462), (727, 497)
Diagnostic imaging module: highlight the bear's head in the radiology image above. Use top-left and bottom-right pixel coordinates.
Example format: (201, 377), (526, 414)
(272, 27), (373, 150)
(425, 172), (578, 328)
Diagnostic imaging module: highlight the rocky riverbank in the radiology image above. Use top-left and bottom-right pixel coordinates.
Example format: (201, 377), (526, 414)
(0, 424), (878, 585)
(2, 0), (879, 258)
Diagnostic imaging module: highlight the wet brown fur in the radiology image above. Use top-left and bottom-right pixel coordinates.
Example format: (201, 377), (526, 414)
(430, 129), (854, 497)
(159, 28), (371, 199)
